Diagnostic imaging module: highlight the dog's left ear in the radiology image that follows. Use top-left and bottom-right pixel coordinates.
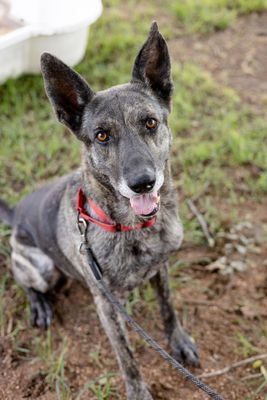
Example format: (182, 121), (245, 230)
(40, 53), (94, 134)
(132, 22), (173, 108)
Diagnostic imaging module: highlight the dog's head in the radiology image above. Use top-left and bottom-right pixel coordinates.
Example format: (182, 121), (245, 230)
(41, 22), (173, 218)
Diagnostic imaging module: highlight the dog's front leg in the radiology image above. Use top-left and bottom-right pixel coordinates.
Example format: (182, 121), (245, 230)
(150, 262), (200, 367)
(93, 291), (153, 400)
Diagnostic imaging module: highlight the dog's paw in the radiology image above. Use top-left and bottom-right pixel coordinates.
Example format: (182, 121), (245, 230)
(29, 290), (53, 330)
(170, 331), (200, 368)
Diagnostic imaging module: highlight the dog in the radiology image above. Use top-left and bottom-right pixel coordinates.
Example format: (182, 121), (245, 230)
(0, 22), (199, 399)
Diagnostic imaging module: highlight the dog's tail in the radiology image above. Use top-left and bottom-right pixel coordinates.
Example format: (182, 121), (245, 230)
(0, 198), (14, 227)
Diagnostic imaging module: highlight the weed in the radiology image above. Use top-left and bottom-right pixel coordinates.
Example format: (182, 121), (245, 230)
(75, 372), (117, 400)
(0, 224), (11, 259)
(0, 274), (8, 336)
(89, 345), (104, 369)
(0, 272), (27, 338)
(33, 330), (71, 396)
(126, 288), (141, 315)
(237, 333), (260, 357)
(142, 283), (156, 310)
(254, 366), (267, 396)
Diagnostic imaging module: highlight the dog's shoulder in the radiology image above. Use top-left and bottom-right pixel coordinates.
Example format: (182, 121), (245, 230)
(13, 171), (81, 245)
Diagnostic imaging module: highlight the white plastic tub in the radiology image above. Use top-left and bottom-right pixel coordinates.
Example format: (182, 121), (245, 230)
(0, 0), (102, 83)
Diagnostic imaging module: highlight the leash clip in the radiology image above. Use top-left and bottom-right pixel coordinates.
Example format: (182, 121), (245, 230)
(77, 213), (88, 253)
(77, 212), (103, 281)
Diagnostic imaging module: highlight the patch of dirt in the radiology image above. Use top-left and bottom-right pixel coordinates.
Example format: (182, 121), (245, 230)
(168, 12), (267, 117)
(22, 372), (47, 398)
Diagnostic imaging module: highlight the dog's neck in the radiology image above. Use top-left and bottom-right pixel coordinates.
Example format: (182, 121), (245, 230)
(81, 169), (144, 226)
(80, 152), (173, 227)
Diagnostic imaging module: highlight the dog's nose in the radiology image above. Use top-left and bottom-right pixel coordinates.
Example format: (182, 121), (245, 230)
(128, 173), (156, 194)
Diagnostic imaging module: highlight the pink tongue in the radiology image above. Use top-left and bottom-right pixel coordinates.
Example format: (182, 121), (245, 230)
(130, 193), (158, 216)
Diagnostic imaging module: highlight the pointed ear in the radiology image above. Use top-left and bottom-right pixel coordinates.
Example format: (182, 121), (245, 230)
(132, 22), (173, 108)
(40, 53), (94, 133)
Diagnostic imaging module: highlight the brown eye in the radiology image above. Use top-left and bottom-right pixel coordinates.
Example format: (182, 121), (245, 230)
(145, 118), (157, 130)
(96, 130), (110, 143)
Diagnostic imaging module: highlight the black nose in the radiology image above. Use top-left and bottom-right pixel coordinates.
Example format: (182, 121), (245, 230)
(128, 173), (156, 194)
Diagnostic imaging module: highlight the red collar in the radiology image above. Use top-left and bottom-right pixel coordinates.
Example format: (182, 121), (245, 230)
(76, 188), (157, 233)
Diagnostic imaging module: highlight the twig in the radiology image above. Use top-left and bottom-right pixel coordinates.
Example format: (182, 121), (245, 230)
(241, 373), (262, 381)
(198, 353), (267, 379)
(192, 182), (211, 203)
(186, 199), (215, 247)
(255, 379), (267, 395)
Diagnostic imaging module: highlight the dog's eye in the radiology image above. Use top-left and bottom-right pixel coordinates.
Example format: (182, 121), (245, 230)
(96, 130), (110, 143)
(145, 118), (158, 131)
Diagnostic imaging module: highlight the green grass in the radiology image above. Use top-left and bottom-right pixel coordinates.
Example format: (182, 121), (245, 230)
(0, 271), (28, 339)
(0, 75), (80, 203)
(0, 274), (8, 336)
(170, 63), (267, 180)
(33, 330), (71, 398)
(237, 333), (260, 357)
(76, 372), (117, 400)
(172, 0), (267, 33)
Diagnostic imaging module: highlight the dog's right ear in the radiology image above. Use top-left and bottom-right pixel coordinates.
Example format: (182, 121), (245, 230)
(40, 53), (94, 134)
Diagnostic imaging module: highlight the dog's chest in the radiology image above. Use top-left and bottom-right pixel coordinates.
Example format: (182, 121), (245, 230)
(88, 213), (183, 291)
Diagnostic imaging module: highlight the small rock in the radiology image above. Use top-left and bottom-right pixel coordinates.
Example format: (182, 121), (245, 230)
(230, 260), (247, 272)
(235, 221), (253, 231)
(206, 257), (227, 272)
(224, 243), (234, 255)
(239, 235), (253, 245)
(226, 233), (239, 240)
(249, 245), (262, 254)
(235, 244), (247, 255)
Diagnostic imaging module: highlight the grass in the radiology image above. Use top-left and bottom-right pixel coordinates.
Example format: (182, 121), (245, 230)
(0, 271), (28, 338)
(0, 274), (8, 336)
(17, 327), (117, 399)
(76, 372), (117, 400)
(126, 284), (156, 316)
(33, 330), (71, 398)
(172, 0), (267, 33)
(237, 333), (260, 357)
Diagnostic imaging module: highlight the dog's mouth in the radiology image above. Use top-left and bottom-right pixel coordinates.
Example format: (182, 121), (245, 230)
(129, 192), (160, 218)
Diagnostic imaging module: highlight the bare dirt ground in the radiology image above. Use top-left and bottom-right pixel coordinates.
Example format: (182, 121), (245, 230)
(0, 12), (267, 400)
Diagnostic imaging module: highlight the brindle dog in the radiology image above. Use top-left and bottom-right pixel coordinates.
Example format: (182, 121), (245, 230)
(0, 22), (199, 399)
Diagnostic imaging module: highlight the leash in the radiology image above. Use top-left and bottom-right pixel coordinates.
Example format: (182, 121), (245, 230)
(77, 215), (225, 400)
